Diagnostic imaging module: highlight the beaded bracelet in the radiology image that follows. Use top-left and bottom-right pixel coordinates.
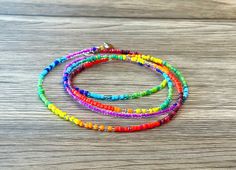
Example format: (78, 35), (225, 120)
(65, 57), (168, 101)
(38, 43), (189, 132)
(63, 55), (174, 118)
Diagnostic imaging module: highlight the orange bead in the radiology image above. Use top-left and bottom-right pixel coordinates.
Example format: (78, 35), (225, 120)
(114, 107), (119, 112)
(116, 107), (121, 112)
(88, 122), (93, 129)
(99, 125), (105, 131)
(84, 122), (89, 129)
(107, 126), (113, 132)
(127, 108), (133, 113)
(79, 121), (84, 127)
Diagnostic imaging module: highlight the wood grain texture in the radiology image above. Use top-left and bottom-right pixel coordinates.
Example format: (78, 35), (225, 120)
(0, 5), (236, 170)
(1, 0), (236, 19)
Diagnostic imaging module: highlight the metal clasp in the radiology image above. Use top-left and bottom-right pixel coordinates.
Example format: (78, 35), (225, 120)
(90, 42), (114, 54)
(98, 42), (114, 51)
(102, 42), (114, 49)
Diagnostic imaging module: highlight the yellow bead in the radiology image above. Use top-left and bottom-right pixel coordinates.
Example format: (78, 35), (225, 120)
(107, 126), (113, 132)
(64, 115), (69, 121)
(52, 106), (57, 112)
(135, 109), (141, 114)
(150, 56), (154, 61)
(48, 104), (53, 110)
(153, 58), (162, 64)
(148, 109), (153, 113)
(55, 108), (61, 115)
(59, 112), (67, 118)
(161, 80), (167, 87)
(141, 109), (146, 113)
(141, 55), (147, 60)
(48, 104), (57, 112)
(122, 55), (126, 60)
(131, 57), (137, 62)
(69, 116), (75, 122)
(73, 118), (80, 125)
(93, 124), (99, 130)
(137, 58), (144, 64)
(153, 107), (160, 112)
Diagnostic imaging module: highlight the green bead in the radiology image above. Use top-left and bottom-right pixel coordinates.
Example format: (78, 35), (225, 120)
(151, 87), (158, 93)
(141, 91), (146, 96)
(146, 90), (152, 95)
(131, 93), (139, 99)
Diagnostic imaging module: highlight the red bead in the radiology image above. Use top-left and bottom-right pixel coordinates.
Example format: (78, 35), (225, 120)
(118, 127), (124, 132)
(139, 125), (144, 130)
(123, 127), (128, 132)
(93, 101), (98, 106)
(137, 126), (142, 131)
(154, 121), (161, 127)
(132, 126), (138, 131)
(164, 116), (170, 123)
(114, 126), (121, 132)
(104, 105), (108, 110)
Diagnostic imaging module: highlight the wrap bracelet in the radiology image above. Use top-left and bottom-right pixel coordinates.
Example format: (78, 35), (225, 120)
(38, 43), (189, 132)
(63, 55), (174, 118)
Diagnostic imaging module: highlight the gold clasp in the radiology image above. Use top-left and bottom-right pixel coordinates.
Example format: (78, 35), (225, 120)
(103, 42), (114, 49)
(91, 42), (114, 54)
(98, 42), (114, 50)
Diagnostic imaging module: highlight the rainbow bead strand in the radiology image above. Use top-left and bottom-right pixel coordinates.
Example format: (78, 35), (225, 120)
(38, 43), (189, 132)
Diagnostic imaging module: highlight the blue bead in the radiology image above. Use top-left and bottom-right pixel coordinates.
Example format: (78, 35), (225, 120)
(48, 65), (53, 70)
(119, 95), (125, 100)
(111, 95), (119, 101)
(59, 57), (67, 63)
(80, 90), (84, 95)
(67, 67), (72, 73)
(105, 95), (112, 100)
(54, 60), (60, 66)
(84, 91), (88, 96)
(63, 77), (68, 81)
(124, 94), (129, 99)
(92, 47), (97, 51)
(50, 62), (55, 68)
(41, 70), (48, 76)
(138, 62), (143, 66)
(89, 92), (95, 97)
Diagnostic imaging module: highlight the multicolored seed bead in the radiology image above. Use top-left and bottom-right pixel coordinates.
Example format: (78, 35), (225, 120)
(38, 43), (189, 133)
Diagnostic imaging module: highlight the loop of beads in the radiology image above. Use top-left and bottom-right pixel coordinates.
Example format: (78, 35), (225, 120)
(38, 43), (189, 132)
